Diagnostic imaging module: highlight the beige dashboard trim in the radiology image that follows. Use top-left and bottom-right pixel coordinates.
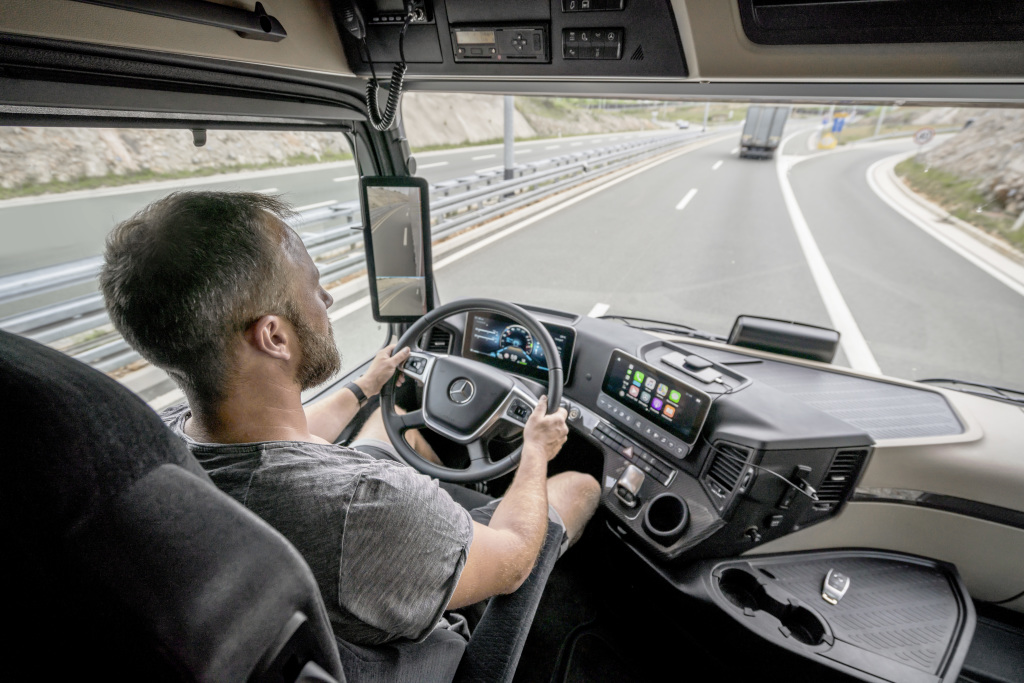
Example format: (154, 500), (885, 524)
(747, 502), (1024, 605)
(0, 0), (351, 77)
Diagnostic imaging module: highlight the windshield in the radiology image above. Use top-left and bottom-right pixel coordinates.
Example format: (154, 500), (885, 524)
(401, 96), (1024, 392)
(2, 98), (1022, 401)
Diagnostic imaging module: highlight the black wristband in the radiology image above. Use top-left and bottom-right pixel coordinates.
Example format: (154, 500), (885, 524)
(345, 381), (368, 406)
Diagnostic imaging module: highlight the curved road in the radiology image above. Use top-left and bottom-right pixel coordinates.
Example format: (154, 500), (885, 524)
(433, 130), (1024, 390)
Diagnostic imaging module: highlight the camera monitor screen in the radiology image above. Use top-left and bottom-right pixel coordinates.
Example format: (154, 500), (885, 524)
(360, 177), (434, 322)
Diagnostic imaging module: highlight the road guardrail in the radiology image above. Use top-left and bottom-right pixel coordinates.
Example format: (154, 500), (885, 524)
(0, 130), (707, 373)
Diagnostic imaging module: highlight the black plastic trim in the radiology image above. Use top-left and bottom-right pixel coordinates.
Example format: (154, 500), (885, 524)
(737, 0), (1024, 46)
(851, 491), (1024, 531)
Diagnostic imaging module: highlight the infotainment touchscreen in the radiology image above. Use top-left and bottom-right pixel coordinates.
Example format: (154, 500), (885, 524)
(602, 350), (711, 445)
(463, 312), (575, 384)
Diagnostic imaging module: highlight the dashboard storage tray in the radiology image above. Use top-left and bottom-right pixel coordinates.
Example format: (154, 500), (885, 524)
(709, 551), (975, 683)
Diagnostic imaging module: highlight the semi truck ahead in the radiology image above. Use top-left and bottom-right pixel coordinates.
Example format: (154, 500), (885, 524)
(739, 105), (790, 159)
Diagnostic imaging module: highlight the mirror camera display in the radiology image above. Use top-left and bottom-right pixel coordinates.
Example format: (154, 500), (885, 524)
(367, 185), (428, 318)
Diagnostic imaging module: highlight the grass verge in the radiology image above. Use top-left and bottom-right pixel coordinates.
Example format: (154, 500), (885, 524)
(896, 157), (1024, 254)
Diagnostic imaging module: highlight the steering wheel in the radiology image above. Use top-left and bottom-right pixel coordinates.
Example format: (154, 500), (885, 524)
(380, 298), (563, 483)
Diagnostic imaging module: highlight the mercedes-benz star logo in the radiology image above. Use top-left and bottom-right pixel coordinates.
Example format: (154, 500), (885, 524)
(448, 378), (475, 405)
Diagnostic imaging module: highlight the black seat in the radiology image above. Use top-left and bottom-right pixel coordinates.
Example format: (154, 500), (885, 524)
(0, 329), (561, 682)
(0, 329), (344, 682)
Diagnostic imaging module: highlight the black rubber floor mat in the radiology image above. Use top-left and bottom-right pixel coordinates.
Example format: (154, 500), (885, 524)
(562, 630), (639, 683)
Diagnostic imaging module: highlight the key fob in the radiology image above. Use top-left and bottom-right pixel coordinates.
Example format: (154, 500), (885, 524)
(822, 568), (850, 605)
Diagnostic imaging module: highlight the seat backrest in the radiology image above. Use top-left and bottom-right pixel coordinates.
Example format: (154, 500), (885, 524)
(0, 330), (344, 682)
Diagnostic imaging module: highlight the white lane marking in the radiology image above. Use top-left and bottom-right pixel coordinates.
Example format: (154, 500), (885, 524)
(587, 302), (610, 318)
(475, 165), (504, 174)
(403, 226), (408, 246)
(417, 161), (449, 169)
(545, 145), (560, 150)
(712, 160), (724, 171)
(472, 154), (496, 161)
(867, 156), (1024, 298)
(295, 199), (338, 212)
(571, 142), (582, 147)
(731, 147), (739, 155)
(518, 149), (534, 154)
(675, 188), (698, 211)
(256, 187), (279, 194)
(329, 296), (371, 322)
(333, 175), (358, 182)
(776, 143), (881, 374)
(434, 142), (715, 272)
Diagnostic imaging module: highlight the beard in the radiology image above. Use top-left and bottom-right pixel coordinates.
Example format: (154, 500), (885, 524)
(288, 303), (341, 390)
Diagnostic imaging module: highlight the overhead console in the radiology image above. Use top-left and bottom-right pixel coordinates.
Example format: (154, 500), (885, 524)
(331, 0), (687, 78)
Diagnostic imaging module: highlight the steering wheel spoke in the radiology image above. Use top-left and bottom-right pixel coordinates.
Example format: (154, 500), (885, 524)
(466, 439), (490, 463)
(396, 409), (426, 431)
(400, 349), (441, 383)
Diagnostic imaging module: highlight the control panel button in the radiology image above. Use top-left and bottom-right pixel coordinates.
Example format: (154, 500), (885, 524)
(562, 28), (624, 60)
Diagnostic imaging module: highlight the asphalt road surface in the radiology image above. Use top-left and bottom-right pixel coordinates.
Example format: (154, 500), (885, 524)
(430, 130), (1024, 390)
(8, 119), (1023, 398)
(0, 129), (669, 277)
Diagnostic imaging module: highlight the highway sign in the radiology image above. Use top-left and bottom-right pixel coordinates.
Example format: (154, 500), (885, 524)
(914, 127), (936, 145)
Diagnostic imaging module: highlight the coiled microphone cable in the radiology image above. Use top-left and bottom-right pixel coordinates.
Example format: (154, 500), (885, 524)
(362, 13), (412, 131)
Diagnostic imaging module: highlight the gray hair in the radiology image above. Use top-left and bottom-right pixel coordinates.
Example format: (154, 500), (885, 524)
(100, 191), (295, 406)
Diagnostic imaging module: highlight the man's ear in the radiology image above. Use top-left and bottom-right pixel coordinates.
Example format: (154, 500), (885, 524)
(247, 314), (293, 361)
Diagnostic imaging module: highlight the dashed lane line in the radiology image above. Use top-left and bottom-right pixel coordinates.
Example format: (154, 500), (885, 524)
(675, 188), (698, 211)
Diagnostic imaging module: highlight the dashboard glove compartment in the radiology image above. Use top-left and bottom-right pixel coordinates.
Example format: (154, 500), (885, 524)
(708, 551), (975, 683)
(728, 315), (840, 363)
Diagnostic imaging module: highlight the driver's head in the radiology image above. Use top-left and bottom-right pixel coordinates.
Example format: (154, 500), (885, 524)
(100, 191), (340, 409)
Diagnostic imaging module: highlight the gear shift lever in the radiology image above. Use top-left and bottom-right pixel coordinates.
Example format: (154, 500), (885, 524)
(615, 464), (645, 508)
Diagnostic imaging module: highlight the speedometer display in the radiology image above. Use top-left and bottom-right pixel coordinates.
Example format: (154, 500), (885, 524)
(498, 324), (534, 360)
(464, 312), (575, 384)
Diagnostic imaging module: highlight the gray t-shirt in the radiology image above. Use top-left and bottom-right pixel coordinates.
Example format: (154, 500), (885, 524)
(162, 403), (474, 646)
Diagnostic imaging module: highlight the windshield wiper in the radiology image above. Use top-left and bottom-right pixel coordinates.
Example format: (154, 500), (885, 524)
(599, 315), (727, 342)
(917, 378), (1024, 407)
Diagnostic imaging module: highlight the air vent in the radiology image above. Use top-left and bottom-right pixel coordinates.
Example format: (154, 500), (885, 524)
(705, 442), (752, 502)
(630, 44), (644, 61)
(423, 326), (452, 354)
(816, 449), (867, 504)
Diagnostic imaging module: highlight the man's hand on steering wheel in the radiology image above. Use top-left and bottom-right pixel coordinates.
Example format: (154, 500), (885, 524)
(356, 343), (412, 395)
(523, 396), (568, 463)
(380, 299), (564, 483)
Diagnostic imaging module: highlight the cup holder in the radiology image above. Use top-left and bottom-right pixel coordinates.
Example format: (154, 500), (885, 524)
(718, 568), (828, 647)
(641, 493), (689, 545)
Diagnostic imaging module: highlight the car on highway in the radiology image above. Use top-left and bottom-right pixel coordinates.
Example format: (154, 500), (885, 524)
(3, 1), (1024, 682)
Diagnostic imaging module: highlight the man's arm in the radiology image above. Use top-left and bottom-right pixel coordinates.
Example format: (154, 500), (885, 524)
(305, 344), (410, 442)
(447, 396), (567, 608)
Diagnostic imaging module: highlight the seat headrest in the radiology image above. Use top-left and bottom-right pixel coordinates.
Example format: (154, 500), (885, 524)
(0, 329), (210, 536)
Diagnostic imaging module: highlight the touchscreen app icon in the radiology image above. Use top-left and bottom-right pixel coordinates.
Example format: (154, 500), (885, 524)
(633, 371), (645, 386)
(644, 377), (657, 391)
(639, 391), (652, 404)
(663, 404), (676, 418)
(651, 397), (664, 411)
(628, 385), (640, 398)
(668, 389), (682, 404)
(656, 383), (668, 397)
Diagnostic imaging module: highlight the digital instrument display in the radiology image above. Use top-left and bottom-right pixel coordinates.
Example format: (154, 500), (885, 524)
(602, 351), (712, 445)
(455, 30), (496, 44)
(464, 312), (575, 384)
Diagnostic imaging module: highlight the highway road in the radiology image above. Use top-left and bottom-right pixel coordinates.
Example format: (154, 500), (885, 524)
(0, 129), (669, 278)
(7, 117), (1023, 401)
(428, 130), (1024, 390)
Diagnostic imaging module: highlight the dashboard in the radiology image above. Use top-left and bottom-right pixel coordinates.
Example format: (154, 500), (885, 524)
(433, 304), (986, 564)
